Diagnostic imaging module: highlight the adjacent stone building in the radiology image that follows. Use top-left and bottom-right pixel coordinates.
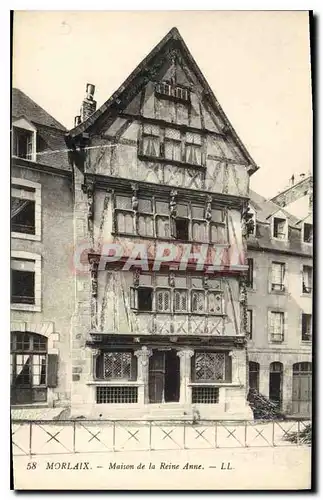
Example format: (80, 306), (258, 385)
(66, 28), (258, 419)
(247, 187), (313, 417)
(11, 88), (73, 417)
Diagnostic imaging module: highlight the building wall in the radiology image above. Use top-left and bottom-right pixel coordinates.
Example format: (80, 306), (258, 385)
(247, 247), (312, 414)
(11, 163), (74, 407)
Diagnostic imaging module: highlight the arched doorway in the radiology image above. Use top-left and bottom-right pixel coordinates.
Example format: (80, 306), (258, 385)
(249, 362), (260, 391)
(269, 362), (283, 409)
(10, 332), (48, 404)
(292, 362), (312, 416)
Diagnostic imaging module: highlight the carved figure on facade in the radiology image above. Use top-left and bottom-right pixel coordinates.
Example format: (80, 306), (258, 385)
(133, 268), (140, 288)
(131, 183), (139, 211)
(169, 189), (177, 218)
(205, 195), (212, 221)
(242, 205), (255, 238)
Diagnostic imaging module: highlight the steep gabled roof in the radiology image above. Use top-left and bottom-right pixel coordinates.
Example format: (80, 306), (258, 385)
(12, 88), (66, 131)
(67, 27), (259, 174)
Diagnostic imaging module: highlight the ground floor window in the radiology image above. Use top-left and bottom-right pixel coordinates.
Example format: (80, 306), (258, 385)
(10, 332), (48, 404)
(96, 386), (138, 404)
(292, 362), (312, 415)
(95, 351), (137, 381)
(191, 351), (232, 383)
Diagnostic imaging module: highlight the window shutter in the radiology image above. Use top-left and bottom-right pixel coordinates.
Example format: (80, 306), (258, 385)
(130, 287), (138, 310)
(225, 354), (232, 382)
(47, 354), (58, 388)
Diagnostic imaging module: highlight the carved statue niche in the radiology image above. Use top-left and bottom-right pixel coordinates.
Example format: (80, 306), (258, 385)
(205, 195), (212, 221)
(133, 268), (140, 288)
(169, 272), (175, 288)
(89, 257), (99, 298)
(242, 204), (255, 238)
(82, 179), (95, 233)
(169, 189), (177, 218)
(239, 275), (248, 336)
(131, 183), (139, 211)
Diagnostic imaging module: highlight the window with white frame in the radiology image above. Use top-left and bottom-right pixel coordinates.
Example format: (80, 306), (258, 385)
(273, 217), (288, 240)
(302, 266), (313, 294)
(10, 332), (49, 404)
(271, 262), (286, 292)
(269, 311), (284, 342)
(303, 223), (313, 244)
(12, 119), (37, 162)
(185, 132), (202, 165)
(301, 314), (312, 342)
(11, 252), (41, 311)
(114, 194), (226, 243)
(141, 123), (160, 158)
(131, 274), (224, 315)
(11, 179), (41, 240)
(10, 178), (41, 241)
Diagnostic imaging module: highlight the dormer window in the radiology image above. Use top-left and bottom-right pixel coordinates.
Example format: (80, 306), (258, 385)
(155, 82), (189, 102)
(12, 118), (37, 162)
(303, 223), (313, 243)
(273, 217), (287, 240)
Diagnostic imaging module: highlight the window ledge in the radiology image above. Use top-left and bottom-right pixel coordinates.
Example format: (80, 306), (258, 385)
(138, 154), (205, 170)
(87, 380), (143, 386)
(11, 304), (41, 312)
(300, 293), (312, 298)
(11, 402), (49, 408)
(132, 310), (227, 317)
(11, 232), (41, 242)
(110, 231), (229, 247)
(269, 289), (287, 295)
(188, 383), (241, 387)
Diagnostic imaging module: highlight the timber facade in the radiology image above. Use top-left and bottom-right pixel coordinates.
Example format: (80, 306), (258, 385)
(66, 28), (257, 419)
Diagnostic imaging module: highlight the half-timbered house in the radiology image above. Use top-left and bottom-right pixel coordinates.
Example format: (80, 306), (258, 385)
(66, 28), (258, 419)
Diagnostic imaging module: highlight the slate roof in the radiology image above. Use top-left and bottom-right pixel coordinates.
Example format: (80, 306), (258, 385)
(67, 27), (259, 174)
(12, 88), (66, 131)
(12, 88), (70, 171)
(248, 190), (312, 257)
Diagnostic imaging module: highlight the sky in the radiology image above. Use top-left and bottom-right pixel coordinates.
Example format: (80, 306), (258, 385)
(12, 10), (312, 199)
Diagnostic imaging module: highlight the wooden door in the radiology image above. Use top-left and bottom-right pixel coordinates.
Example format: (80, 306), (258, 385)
(148, 351), (165, 403)
(292, 363), (312, 415)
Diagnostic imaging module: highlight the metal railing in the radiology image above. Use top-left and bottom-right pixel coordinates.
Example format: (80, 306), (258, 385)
(11, 418), (310, 456)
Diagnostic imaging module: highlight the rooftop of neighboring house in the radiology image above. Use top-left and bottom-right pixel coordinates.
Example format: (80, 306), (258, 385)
(248, 190), (312, 257)
(12, 88), (70, 171)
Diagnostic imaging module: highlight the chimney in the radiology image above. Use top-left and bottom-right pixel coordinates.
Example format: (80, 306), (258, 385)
(80, 83), (97, 122)
(74, 115), (81, 127)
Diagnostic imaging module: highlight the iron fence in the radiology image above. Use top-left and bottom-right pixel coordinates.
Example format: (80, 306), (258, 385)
(11, 418), (310, 456)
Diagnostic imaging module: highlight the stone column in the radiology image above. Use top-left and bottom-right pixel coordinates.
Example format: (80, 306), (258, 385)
(134, 346), (152, 405)
(177, 349), (194, 404)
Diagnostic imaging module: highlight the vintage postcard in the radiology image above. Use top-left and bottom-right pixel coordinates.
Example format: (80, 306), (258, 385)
(10, 10), (312, 490)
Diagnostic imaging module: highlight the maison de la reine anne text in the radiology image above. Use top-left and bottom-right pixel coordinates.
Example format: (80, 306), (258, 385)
(11, 28), (312, 421)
